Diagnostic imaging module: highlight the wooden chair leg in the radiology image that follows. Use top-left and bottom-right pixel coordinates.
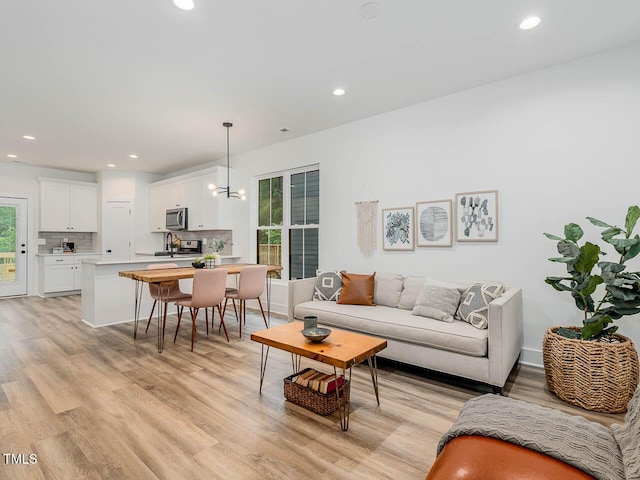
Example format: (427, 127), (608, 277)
(162, 301), (169, 334)
(174, 305), (183, 342)
(257, 297), (268, 328)
(205, 308), (209, 336)
(238, 300), (243, 338)
(232, 299), (239, 322)
(217, 304), (229, 342)
(145, 299), (157, 333)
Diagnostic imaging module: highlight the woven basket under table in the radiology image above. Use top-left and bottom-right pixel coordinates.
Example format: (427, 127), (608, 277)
(283, 368), (350, 416)
(542, 326), (639, 413)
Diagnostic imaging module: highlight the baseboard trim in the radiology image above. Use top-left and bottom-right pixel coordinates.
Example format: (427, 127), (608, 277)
(520, 347), (543, 368)
(81, 318), (133, 328)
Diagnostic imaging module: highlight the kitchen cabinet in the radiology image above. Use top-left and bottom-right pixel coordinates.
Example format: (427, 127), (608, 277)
(39, 179), (98, 232)
(38, 254), (100, 296)
(149, 167), (234, 232)
(149, 183), (169, 232)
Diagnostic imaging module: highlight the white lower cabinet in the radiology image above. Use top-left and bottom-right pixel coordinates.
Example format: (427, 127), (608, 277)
(38, 254), (100, 296)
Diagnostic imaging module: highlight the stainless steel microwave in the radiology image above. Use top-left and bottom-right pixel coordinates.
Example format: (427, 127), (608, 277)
(166, 208), (188, 231)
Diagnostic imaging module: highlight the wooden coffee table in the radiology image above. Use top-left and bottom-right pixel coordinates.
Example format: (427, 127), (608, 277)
(251, 321), (387, 431)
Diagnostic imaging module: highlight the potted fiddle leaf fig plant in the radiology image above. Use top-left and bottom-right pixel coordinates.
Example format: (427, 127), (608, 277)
(542, 205), (640, 413)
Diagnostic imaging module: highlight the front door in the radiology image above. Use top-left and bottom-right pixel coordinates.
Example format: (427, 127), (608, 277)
(0, 197), (28, 297)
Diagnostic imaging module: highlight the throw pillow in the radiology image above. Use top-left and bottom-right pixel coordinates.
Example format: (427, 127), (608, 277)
(337, 272), (376, 306)
(373, 272), (404, 308)
(612, 387), (640, 480)
(313, 271), (342, 301)
(456, 283), (505, 329)
(398, 276), (426, 310)
(411, 280), (461, 322)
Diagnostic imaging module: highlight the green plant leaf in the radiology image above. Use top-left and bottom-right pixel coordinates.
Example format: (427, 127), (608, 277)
(543, 233), (563, 241)
(578, 275), (604, 296)
(601, 227), (623, 241)
(598, 261), (626, 273)
(624, 235), (640, 262)
(586, 217), (612, 228)
(625, 206), (640, 236)
(608, 238), (639, 256)
(575, 242), (601, 274)
(564, 223), (584, 242)
(607, 285), (640, 302)
(549, 257), (577, 264)
(557, 240), (580, 258)
(581, 314), (613, 340)
(557, 327), (582, 339)
(545, 278), (572, 291)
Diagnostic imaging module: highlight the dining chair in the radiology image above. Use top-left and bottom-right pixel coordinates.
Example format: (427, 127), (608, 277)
(222, 264), (268, 338)
(174, 268), (229, 351)
(145, 263), (191, 334)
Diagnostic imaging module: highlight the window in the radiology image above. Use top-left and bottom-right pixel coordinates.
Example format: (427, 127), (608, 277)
(257, 167), (319, 280)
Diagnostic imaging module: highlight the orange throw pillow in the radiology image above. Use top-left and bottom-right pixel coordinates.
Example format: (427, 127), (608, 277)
(337, 272), (376, 306)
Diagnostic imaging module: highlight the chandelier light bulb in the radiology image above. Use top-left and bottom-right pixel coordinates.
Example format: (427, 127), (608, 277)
(238, 189), (246, 195)
(173, 0), (195, 11)
(241, 195), (246, 201)
(208, 183), (216, 190)
(212, 191), (218, 197)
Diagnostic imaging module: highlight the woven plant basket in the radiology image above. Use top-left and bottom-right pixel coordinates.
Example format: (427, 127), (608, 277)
(542, 326), (639, 413)
(283, 369), (350, 416)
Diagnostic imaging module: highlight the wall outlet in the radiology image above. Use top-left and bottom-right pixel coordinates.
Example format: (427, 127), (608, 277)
(38, 238), (47, 245)
(63, 237), (68, 242)
(202, 238), (207, 245)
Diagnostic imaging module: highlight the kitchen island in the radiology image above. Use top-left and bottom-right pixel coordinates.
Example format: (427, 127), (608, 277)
(80, 256), (200, 327)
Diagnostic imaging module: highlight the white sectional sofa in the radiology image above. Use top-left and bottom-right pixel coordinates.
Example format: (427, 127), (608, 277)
(288, 274), (523, 391)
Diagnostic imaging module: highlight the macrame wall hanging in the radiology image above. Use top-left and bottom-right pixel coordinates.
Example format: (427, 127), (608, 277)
(355, 200), (378, 256)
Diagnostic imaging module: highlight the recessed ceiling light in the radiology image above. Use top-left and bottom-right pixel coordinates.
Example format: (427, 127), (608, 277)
(7, 154), (17, 158)
(107, 164), (116, 168)
(173, 0), (195, 10)
(359, 2), (381, 20)
(520, 16), (541, 30)
(332, 88), (346, 96)
(129, 154), (139, 159)
(22, 135), (36, 140)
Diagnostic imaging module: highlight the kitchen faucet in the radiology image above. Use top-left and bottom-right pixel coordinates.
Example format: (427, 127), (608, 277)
(166, 232), (174, 257)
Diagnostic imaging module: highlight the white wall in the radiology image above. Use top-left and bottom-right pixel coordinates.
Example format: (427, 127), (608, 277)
(97, 170), (163, 255)
(231, 42), (640, 366)
(0, 163), (96, 295)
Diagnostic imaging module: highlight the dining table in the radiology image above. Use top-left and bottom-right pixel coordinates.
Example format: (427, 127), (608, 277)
(118, 263), (282, 352)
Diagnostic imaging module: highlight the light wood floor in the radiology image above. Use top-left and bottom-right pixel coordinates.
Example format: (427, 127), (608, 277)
(0, 295), (624, 480)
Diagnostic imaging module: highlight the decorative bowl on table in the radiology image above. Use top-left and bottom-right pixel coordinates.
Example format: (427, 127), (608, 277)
(192, 262), (205, 269)
(301, 327), (332, 343)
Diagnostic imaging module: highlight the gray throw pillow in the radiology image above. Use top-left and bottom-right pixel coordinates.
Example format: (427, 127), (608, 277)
(411, 280), (461, 322)
(456, 283), (505, 329)
(313, 271), (342, 301)
(612, 387), (640, 480)
(398, 276), (426, 310)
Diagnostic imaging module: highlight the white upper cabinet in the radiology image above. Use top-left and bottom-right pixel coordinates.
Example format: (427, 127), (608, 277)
(148, 167), (234, 232)
(39, 179), (98, 232)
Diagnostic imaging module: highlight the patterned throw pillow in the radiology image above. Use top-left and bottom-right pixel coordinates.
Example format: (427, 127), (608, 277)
(313, 271), (342, 301)
(612, 387), (640, 480)
(456, 283), (505, 329)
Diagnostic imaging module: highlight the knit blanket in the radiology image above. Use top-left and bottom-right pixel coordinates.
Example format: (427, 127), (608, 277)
(437, 394), (625, 480)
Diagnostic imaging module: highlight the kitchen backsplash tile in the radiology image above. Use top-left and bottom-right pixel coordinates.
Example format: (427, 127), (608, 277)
(174, 230), (233, 255)
(38, 232), (95, 254)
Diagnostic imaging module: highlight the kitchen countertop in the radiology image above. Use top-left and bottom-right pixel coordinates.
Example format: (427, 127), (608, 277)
(35, 252), (101, 256)
(81, 255), (201, 266)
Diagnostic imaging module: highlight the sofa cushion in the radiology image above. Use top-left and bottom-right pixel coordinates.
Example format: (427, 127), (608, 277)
(374, 272), (404, 308)
(398, 276), (426, 310)
(313, 271), (342, 301)
(412, 279), (461, 322)
(457, 283), (505, 329)
(294, 301), (488, 356)
(337, 272), (376, 306)
(612, 387), (640, 480)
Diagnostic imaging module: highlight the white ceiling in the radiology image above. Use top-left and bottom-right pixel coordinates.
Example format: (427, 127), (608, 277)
(1, 0), (640, 174)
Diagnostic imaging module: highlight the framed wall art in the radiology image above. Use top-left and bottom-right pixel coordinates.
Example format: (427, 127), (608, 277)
(382, 207), (414, 251)
(416, 199), (452, 247)
(455, 190), (498, 242)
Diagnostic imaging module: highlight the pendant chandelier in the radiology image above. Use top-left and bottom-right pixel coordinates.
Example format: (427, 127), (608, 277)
(209, 122), (246, 200)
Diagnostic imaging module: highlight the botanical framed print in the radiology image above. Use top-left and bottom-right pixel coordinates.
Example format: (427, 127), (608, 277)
(416, 199), (452, 247)
(455, 190), (498, 242)
(382, 207), (414, 251)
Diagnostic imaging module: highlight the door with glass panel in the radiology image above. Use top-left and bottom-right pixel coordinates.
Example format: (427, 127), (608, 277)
(0, 197), (28, 297)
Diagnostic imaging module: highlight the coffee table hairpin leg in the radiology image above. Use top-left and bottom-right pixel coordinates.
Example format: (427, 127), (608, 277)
(367, 355), (381, 405)
(334, 366), (352, 431)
